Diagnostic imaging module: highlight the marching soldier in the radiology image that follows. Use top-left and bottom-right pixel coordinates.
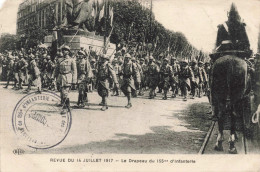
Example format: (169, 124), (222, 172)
(178, 59), (194, 101)
(112, 59), (120, 96)
(3, 54), (14, 88)
(54, 46), (77, 114)
(120, 53), (138, 108)
(90, 58), (97, 90)
(76, 50), (93, 108)
(147, 56), (160, 99)
(13, 56), (20, 89)
(190, 60), (198, 99)
(26, 54), (41, 93)
(131, 57), (141, 98)
(139, 58), (147, 93)
(45, 55), (56, 90)
(96, 54), (119, 111)
(159, 58), (173, 100)
(55, 52), (64, 91)
(170, 57), (180, 98)
(17, 53), (28, 90)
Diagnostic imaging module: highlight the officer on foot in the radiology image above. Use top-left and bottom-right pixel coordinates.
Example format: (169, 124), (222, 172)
(54, 46), (77, 114)
(76, 50), (93, 108)
(96, 54), (119, 111)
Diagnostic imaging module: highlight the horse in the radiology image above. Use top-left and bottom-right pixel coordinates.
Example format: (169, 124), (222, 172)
(210, 54), (249, 154)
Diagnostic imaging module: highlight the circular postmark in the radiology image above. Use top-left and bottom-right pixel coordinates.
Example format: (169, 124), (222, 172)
(12, 91), (72, 149)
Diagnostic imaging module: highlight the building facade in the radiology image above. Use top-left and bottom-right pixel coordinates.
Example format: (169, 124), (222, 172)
(17, 0), (65, 35)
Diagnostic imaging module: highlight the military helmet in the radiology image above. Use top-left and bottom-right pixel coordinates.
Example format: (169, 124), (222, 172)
(61, 45), (71, 52)
(171, 57), (177, 60)
(78, 50), (85, 56)
(30, 54), (35, 59)
(131, 57), (136, 61)
(140, 58), (144, 62)
(125, 53), (131, 59)
(46, 55), (51, 60)
(149, 56), (154, 61)
(181, 59), (188, 64)
(101, 54), (109, 60)
(91, 58), (96, 63)
(163, 58), (169, 62)
(42, 53), (47, 58)
(159, 53), (164, 57)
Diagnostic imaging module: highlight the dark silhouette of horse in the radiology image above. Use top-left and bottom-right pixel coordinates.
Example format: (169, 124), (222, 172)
(210, 54), (249, 153)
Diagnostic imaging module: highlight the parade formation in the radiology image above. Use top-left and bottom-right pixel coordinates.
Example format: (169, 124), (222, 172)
(0, 44), (213, 112)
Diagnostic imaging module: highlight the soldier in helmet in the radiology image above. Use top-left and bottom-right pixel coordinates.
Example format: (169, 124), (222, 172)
(17, 53), (28, 90)
(190, 60), (199, 99)
(54, 52), (63, 91)
(54, 46), (77, 114)
(3, 54), (14, 88)
(147, 56), (160, 99)
(139, 58), (147, 94)
(131, 57), (141, 98)
(45, 55), (56, 90)
(170, 56), (180, 98)
(26, 54), (41, 93)
(90, 58), (97, 90)
(13, 56), (20, 89)
(178, 59), (194, 101)
(96, 54), (119, 111)
(112, 58), (120, 96)
(120, 54), (138, 108)
(76, 50), (93, 108)
(159, 58), (173, 100)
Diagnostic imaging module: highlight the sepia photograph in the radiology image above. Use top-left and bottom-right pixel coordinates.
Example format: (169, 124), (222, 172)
(0, 0), (259, 171)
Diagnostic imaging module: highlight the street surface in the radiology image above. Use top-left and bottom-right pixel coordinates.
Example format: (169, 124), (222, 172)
(0, 84), (212, 154)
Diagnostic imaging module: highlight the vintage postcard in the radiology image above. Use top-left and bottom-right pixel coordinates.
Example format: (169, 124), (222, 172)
(0, 0), (260, 171)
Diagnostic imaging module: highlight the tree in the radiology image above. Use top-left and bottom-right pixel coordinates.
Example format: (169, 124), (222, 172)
(0, 33), (19, 53)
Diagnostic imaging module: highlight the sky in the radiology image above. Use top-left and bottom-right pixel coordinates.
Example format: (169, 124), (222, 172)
(0, 0), (259, 52)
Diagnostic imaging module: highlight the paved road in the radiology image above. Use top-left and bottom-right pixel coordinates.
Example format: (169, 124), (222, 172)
(0, 85), (212, 154)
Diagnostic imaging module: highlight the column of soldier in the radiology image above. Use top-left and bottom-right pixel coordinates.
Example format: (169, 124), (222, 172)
(0, 45), (213, 114)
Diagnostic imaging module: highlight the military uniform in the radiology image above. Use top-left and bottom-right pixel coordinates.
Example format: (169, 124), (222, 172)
(112, 59), (121, 96)
(13, 57), (20, 88)
(4, 55), (14, 88)
(54, 46), (77, 113)
(26, 55), (41, 93)
(46, 56), (56, 90)
(17, 56), (28, 89)
(76, 51), (93, 107)
(170, 58), (180, 97)
(96, 54), (118, 111)
(147, 56), (160, 99)
(130, 57), (141, 97)
(179, 60), (194, 101)
(159, 58), (173, 99)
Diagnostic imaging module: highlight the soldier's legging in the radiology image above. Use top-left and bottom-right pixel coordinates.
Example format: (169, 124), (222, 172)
(180, 82), (188, 97)
(78, 83), (87, 106)
(61, 86), (71, 108)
